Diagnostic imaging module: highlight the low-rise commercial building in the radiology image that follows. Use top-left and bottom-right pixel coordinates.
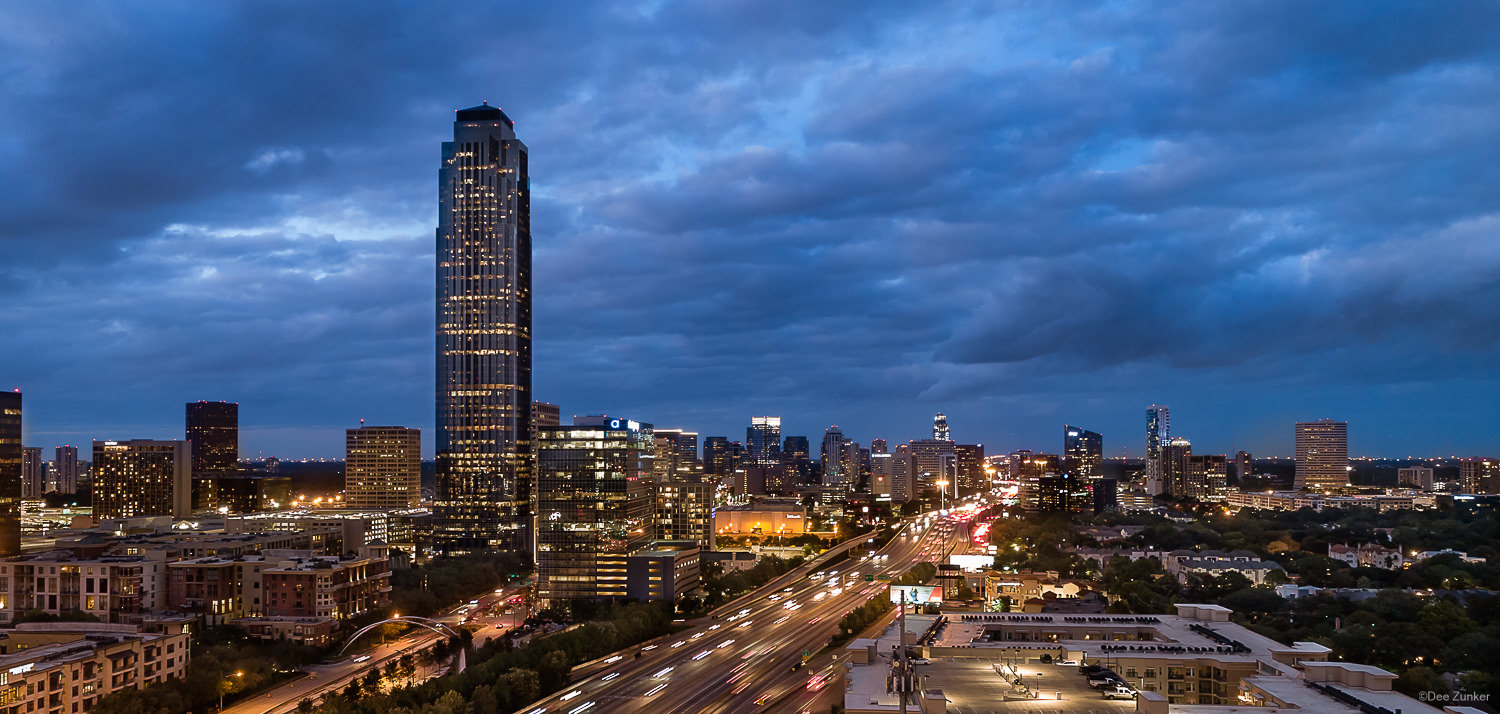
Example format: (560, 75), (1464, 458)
(713, 500), (807, 536)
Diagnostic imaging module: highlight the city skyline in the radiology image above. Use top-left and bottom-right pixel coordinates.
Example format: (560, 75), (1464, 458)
(5, 3), (1500, 459)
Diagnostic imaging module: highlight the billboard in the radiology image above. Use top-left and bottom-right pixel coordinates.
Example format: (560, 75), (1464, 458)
(948, 554), (992, 571)
(888, 585), (941, 604)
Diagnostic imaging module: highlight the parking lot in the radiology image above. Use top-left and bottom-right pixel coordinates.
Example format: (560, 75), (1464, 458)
(914, 656), (1138, 714)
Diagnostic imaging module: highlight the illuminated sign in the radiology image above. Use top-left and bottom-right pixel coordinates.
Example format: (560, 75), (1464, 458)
(888, 586), (941, 604)
(7, 664), (33, 676)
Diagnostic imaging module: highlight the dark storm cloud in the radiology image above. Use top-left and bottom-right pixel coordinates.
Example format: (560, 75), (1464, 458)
(2, 0), (1498, 457)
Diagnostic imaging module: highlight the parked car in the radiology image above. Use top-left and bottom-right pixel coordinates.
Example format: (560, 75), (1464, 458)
(909, 658), (932, 665)
(1103, 685), (1137, 700)
(1054, 659), (1080, 666)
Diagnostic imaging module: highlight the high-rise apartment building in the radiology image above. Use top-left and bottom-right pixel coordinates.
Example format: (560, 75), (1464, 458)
(92, 439), (191, 520)
(535, 417), (653, 608)
(650, 429), (701, 482)
(872, 452), (916, 502)
(1145, 405), (1170, 495)
(53, 445), (78, 495)
(1294, 420), (1349, 491)
(1236, 450), (1253, 485)
(654, 480), (714, 549)
(1164, 436), (1193, 497)
(1063, 425), (1103, 479)
(21, 447), (43, 500)
(1458, 458), (1499, 494)
(435, 102), (533, 556)
(820, 426), (846, 486)
(932, 413), (951, 441)
(345, 426), (421, 509)
(746, 417), (781, 465)
(0, 391), (20, 556)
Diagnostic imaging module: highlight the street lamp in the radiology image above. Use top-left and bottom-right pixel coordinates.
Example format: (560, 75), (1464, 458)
(219, 671), (243, 710)
(936, 480), (950, 512)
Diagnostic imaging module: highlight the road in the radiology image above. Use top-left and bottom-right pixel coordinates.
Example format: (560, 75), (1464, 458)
(520, 511), (971, 714)
(222, 581), (532, 714)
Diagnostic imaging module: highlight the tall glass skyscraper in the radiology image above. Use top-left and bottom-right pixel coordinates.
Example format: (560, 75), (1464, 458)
(1063, 425), (1103, 479)
(434, 102), (533, 556)
(1145, 405), (1170, 494)
(0, 391), (21, 557)
(747, 416), (781, 465)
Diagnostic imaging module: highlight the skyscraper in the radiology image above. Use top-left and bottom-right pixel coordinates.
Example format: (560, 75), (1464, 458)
(932, 413), (951, 441)
(703, 437), (735, 477)
(535, 416), (653, 609)
(1294, 419), (1348, 491)
(1063, 425), (1103, 479)
(186, 401), (238, 509)
(52, 445), (78, 495)
(20, 447), (42, 500)
(1165, 436), (1192, 497)
(345, 426), (422, 509)
(435, 102), (533, 556)
(1145, 405), (1170, 495)
(92, 439), (191, 520)
(746, 417), (781, 465)
(953, 443), (986, 491)
(782, 435), (810, 481)
(0, 391), (20, 557)
(820, 426), (846, 486)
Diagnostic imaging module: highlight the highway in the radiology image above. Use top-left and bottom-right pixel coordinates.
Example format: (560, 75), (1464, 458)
(519, 512), (971, 714)
(223, 582), (531, 714)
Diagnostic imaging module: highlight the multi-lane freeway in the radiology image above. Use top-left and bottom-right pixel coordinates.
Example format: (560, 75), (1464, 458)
(520, 512), (971, 714)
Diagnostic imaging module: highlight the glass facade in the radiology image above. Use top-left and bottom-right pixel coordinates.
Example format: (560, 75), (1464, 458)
(1146, 405), (1170, 494)
(434, 103), (533, 555)
(0, 391), (21, 556)
(535, 419), (653, 608)
(1063, 425), (1103, 479)
(746, 417), (781, 465)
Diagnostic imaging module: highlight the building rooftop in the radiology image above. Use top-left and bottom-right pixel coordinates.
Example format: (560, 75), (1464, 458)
(455, 102), (513, 125)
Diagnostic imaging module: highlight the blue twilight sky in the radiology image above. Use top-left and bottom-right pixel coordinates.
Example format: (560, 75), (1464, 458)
(2, 1), (1499, 460)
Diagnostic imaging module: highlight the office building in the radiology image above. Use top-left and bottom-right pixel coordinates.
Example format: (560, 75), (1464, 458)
(186, 401), (237, 510)
(0, 391), (19, 557)
(625, 544), (700, 603)
(1294, 419), (1348, 491)
(714, 500), (807, 536)
(782, 435), (810, 481)
(434, 102), (533, 556)
(703, 437), (736, 477)
(953, 444), (985, 492)
(654, 480), (714, 549)
(1145, 405), (1170, 495)
(932, 412), (951, 441)
(91, 439), (191, 520)
(535, 417), (653, 608)
(650, 429), (700, 482)
(1187, 453), (1230, 501)
(1236, 450), (1253, 485)
(746, 417), (781, 465)
(871, 438), (887, 454)
(53, 444), (79, 495)
(909, 439), (957, 495)
(1062, 425), (1102, 479)
(21, 446), (43, 500)
(185, 400), (237, 474)
(532, 400), (561, 429)
(1026, 474), (1095, 513)
(344, 426), (421, 509)
(872, 452), (916, 502)
(840, 440), (864, 489)
(1397, 466), (1434, 491)
(820, 426), (846, 486)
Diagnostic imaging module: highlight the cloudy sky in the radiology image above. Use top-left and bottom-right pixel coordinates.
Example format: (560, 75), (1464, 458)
(3, 1), (1499, 459)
